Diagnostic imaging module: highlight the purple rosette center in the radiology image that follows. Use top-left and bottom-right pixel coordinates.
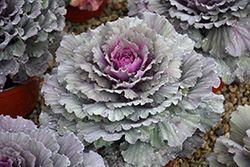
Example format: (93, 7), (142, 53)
(0, 155), (12, 167)
(105, 40), (143, 81)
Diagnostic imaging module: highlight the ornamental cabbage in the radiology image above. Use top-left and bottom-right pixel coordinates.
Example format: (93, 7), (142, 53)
(41, 12), (224, 166)
(0, 0), (67, 91)
(69, 0), (104, 11)
(128, 0), (250, 84)
(207, 105), (250, 167)
(0, 114), (106, 167)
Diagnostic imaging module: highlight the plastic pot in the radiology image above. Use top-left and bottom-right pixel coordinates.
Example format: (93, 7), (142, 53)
(64, 0), (107, 23)
(212, 77), (225, 93)
(163, 161), (173, 167)
(0, 77), (40, 118)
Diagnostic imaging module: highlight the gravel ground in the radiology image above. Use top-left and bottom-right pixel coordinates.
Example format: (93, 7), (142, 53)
(26, 0), (250, 166)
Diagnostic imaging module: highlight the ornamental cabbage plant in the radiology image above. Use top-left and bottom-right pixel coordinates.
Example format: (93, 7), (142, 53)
(0, 114), (106, 167)
(128, 0), (250, 84)
(207, 105), (250, 167)
(41, 12), (224, 166)
(0, 0), (67, 91)
(69, 0), (104, 11)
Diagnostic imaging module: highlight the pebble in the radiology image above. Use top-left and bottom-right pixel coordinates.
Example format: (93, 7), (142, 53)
(109, 13), (119, 21)
(87, 18), (102, 26)
(229, 84), (238, 92)
(214, 125), (224, 136)
(180, 161), (189, 167)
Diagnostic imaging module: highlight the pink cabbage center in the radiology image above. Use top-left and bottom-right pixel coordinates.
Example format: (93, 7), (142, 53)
(111, 46), (141, 72)
(105, 43), (143, 81)
(0, 155), (12, 167)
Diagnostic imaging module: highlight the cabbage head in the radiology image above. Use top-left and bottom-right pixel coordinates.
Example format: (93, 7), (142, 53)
(42, 12), (224, 167)
(208, 105), (250, 167)
(0, 114), (106, 167)
(128, 0), (250, 84)
(0, 0), (67, 91)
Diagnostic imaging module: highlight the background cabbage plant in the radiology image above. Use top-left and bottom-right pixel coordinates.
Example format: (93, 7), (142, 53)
(207, 105), (250, 166)
(41, 12), (224, 166)
(0, 114), (106, 167)
(128, 0), (250, 84)
(69, 0), (104, 11)
(0, 0), (67, 91)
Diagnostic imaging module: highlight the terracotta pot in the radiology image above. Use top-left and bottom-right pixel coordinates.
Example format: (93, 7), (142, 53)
(0, 77), (40, 118)
(64, 0), (107, 23)
(163, 161), (173, 167)
(212, 77), (225, 93)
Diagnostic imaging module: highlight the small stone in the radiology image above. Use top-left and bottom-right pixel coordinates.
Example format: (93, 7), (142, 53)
(104, 6), (112, 16)
(100, 16), (109, 23)
(180, 161), (189, 167)
(246, 84), (250, 90)
(232, 97), (238, 104)
(113, 2), (122, 10)
(209, 134), (218, 143)
(224, 124), (230, 133)
(223, 112), (232, 124)
(242, 97), (248, 104)
(239, 83), (246, 92)
(244, 90), (250, 97)
(229, 84), (238, 92)
(109, 13), (118, 21)
(214, 125), (224, 136)
(225, 132), (230, 138)
(221, 86), (228, 92)
(204, 133), (209, 141)
(201, 142), (206, 149)
(236, 91), (243, 99)
(224, 102), (234, 111)
(87, 18), (102, 26)
(99, 12), (106, 18)
(224, 93), (231, 101)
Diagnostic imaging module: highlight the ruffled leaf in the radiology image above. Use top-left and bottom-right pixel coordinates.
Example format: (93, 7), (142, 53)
(83, 103), (135, 121)
(50, 154), (70, 167)
(230, 105), (250, 145)
(0, 132), (54, 166)
(203, 17), (250, 57)
(0, 115), (37, 132)
(28, 128), (60, 153)
(25, 51), (53, 77)
(0, 37), (25, 59)
(82, 150), (106, 167)
(211, 136), (242, 166)
(232, 54), (250, 83)
(0, 60), (19, 86)
(157, 113), (200, 147)
(77, 121), (124, 143)
(121, 140), (178, 167)
(179, 56), (219, 110)
(56, 132), (84, 166)
(143, 11), (177, 38)
(39, 109), (77, 135)
(187, 93), (224, 133)
(180, 51), (202, 88)
(121, 141), (165, 167)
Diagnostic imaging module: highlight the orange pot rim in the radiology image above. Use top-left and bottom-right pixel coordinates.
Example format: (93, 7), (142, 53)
(212, 77), (226, 93)
(0, 76), (40, 118)
(1, 77), (40, 97)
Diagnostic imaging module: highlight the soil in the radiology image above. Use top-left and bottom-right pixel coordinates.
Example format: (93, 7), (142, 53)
(26, 0), (250, 166)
